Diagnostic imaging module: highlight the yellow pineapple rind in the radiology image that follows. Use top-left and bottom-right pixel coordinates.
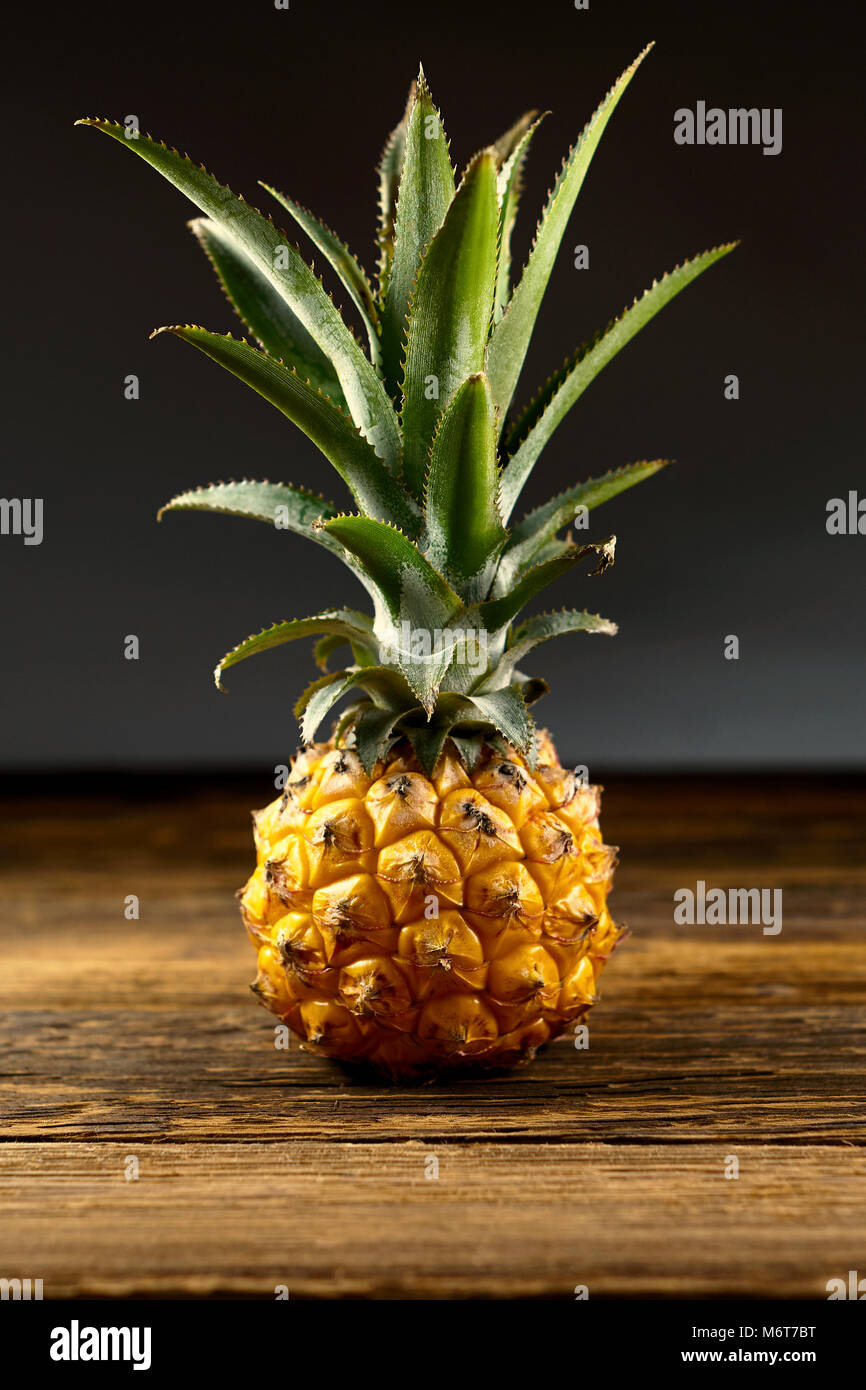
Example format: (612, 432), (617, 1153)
(240, 732), (622, 1077)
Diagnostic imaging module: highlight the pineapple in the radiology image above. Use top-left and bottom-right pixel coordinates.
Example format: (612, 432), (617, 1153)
(78, 44), (734, 1076)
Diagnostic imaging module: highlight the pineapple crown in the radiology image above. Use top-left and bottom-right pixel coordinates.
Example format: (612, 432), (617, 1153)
(77, 43), (736, 776)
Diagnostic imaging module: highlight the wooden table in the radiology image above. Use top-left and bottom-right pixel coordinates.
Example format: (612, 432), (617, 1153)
(1, 774), (863, 1299)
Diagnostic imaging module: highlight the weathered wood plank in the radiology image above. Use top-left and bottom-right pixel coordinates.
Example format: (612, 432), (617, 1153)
(1, 1141), (863, 1299)
(1, 1004), (863, 1142)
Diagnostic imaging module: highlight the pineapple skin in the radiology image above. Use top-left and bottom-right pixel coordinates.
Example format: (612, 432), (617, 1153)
(240, 732), (621, 1078)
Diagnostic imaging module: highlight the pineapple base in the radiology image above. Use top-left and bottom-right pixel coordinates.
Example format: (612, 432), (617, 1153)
(239, 732), (622, 1078)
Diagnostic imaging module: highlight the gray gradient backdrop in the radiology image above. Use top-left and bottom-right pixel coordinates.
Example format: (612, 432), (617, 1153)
(3, 0), (863, 771)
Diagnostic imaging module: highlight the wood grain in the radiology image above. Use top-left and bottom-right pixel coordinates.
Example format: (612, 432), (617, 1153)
(1, 775), (864, 1297)
(1, 1141), (863, 1299)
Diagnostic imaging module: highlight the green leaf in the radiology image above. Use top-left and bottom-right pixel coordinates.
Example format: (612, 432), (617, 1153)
(515, 676), (549, 707)
(157, 478), (342, 554)
(416, 687), (534, 756)
(423, 374), (507, 600)
(500, 245), (737, 518)
(261, 185), (380, 365)
(449, 732), (485, 771)
(214, 611), (375, 690)
(76, 120), (401, 468)
(321, 514), (461, 626)
(502, 352), (576, 457)
(485, 44), (654, 417)
(320, 514), (464, 711)
(494, 113), (547, 323)
(188, 218), (347, 407)
(400, 150), (500, 497)
(403, 721), (451, 778)
(523, 536), (573, 569)
(492, 109), (540, 168)
(296, 666), (414, 743)
(477, 608), (618, 691)
(467, 685), (533, 752)
(526, 722), (540, 771)
(313, 633), (349, 671)
(152, 327), (419, 533)
(380, 70), (455, 394)
(334, 701), (367, 747)
(296, 671), (354, 743)
(397, 682), (537, 771)
(472, 537), (615, 637)
(496, 460), (668, 589)
(313, 632), (379, 671)
(376, 83), (414, 303)
(352, 704), (407, 774)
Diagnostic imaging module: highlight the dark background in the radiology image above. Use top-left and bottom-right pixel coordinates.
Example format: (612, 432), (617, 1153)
(3, 0), (863, 772)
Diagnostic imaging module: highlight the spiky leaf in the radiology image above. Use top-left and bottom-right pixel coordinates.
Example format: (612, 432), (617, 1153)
(515, 676), (550, 707)
(497, 460), (668, 588)
(296, 671), (354, 743)
(478, 609), (618, 691)
(494, 113), (547, 323)
(485, 44), (654, 416)
(380, 71), (455, 393)
(402, 721), (451, 778)
(314, 633), (349, 671)
(376, 85), (414, 302)
(472, 537), (615, 637)
(467, 685), (533, 750)
(151, 327), (418, 532)
(492, 109), (540, 168)
(449, 732), (485, 771)
(500, 245), (737, 517)
(157, 479), (342, 554)
(188, 218), (346, 406)
(76, 120), (401, 467)
(320, 514), (464, 710)
(400, 150), (499, 496)
(352, 705), (408, 773)
(321, 515), (460, 622)
(394, 685), (531, 772)
(334, 701), (368, 745)
(296, 666), (414, 743)
(314, 632), (377, 671)
(423, 374), (507, 599)
(214, 611), (375, 689)
(261, 185), (380, 363)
